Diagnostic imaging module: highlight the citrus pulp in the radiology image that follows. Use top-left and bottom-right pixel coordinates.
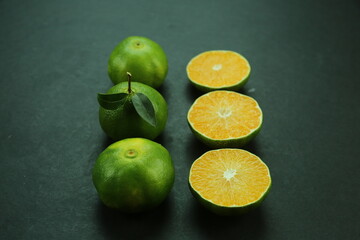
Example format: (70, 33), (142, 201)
(189, 149), (271, 215)
(186, 50), (251, 92)
(187, 90), (263, 148)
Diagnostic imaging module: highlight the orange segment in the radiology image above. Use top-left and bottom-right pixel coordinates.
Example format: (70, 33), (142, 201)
(188, 91), (262, 140)
(187, 50), (250, 88)
(189, 149), (271, 207)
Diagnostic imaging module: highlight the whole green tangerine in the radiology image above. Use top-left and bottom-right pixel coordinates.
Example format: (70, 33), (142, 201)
(108, 36), (168, 88)
(98, 73), (168, 141)
(92, 138), (175, 212)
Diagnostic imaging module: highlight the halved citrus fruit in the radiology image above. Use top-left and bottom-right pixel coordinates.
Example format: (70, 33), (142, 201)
(187, 90), (262, 148)
(186, 50), (251, 92)
(189, 149), (271, 215)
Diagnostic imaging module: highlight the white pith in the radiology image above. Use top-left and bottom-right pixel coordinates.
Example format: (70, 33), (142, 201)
(217, 107), (232, 118)
(223, 169), (237, 181)
(212, 64), (222, 71)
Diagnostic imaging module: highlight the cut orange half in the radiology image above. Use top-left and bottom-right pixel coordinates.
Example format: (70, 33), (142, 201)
(186, 50), (251, 92)
(187, 90), (262, 148)
(189, 149), (271, 215)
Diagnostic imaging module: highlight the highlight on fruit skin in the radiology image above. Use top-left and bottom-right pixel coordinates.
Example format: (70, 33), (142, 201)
(186, 50), (251, 92)
(188, 149), (271, 215)
(187, 90), (263, 148)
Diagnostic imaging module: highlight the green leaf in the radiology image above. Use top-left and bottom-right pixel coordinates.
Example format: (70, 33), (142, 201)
(131, 93), (156, 127)
(97, 92), (128, 110)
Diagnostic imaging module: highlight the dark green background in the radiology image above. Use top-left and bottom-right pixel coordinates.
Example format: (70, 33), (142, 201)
(1, 0), (359, 239)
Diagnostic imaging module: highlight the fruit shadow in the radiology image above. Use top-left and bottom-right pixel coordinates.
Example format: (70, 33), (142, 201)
(242, 139), (263, 158)
(101, 135), (116, 149)
(186, 136), (212, 161)
(185, 82), (204, 102)
(153, 133), (168, 147)
(95, 194), (174, 240)
(188, 200), (267, 240)
(86, 135), (115, 174)
(185, 81), (253, 101)
(100, 132), (168, 148)
(155, 83), (168, 97)
(186, 134), (262, 160)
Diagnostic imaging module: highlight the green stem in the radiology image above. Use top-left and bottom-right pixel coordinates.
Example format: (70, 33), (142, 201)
(127, 72), (133, 94)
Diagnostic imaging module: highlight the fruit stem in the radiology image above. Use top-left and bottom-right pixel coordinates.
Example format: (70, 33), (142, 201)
(127, 72), (133, 94)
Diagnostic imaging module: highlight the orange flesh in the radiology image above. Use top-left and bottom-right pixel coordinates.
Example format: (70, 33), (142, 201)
(190, 149), (271, 207)
(188, 91), (262, 140)
(187, 51), (250, 87)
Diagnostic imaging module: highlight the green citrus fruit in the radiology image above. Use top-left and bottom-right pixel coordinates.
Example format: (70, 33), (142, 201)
(186, 50), (251, 92)
(187, 90), (262, 148)
(189, 149), (271, 215)
(108, 36), (168, 88)
(99, 81), (167, 140)
(92, 138), (175, 212)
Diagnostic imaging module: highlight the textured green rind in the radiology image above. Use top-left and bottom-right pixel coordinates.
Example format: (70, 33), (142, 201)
(189, 70), (250, 93)
(108, 36), (168, 88)
(99, 82), (167, 141)
(188, 120), (262, 148)
(189, 178), (272, 216)
(92, 138), (175, 213)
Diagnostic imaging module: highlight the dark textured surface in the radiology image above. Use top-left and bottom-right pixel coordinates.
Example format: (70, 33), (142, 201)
(1, 0), (360, 239)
